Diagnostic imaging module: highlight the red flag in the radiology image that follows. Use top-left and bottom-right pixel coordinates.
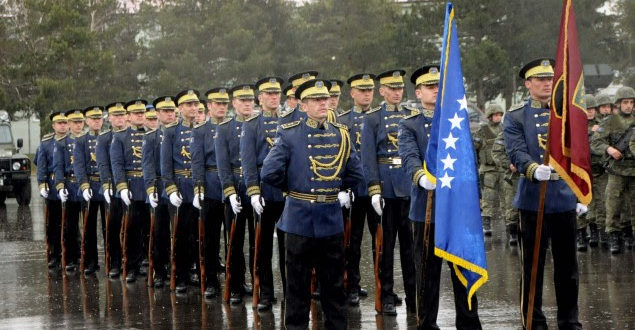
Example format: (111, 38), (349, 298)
(549, 0), (592, 204)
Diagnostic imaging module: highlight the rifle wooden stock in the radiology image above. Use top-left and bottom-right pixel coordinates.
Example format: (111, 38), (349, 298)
(199, 202), (206, 295)
(170, 207), (179, 291)
(122, 205), (130, 280)
(105, 204), (111, 275)
(374, 213), (384, 313)
(224, 215), (237, 303)
(80, 200), (90, 273)
(61, 201), (67, 274)
(252, 211), (262, 309)
(148, 206), (156, 287)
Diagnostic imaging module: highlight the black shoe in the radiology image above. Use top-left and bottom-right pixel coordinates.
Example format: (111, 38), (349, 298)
(347, 291), (360, 306)
(392, 293), (402, 306)
(358, 288), (368, 297)
(609, 231), (621, 254)
(623, 228), (633, 250)
(189, 273), (200, 286)
(141, 258), (149, 267)
(153, 274), (166, 288)
(109, 268), (120, 278)
(576, 229), (588, 252)
(126, 270), (137, 283)
(84, 266), (97, 276)
(176, 282), (187, 293)
(257, 298), (272, 311)
(588, 223), (599, 247)
(382, 303), (397, 316)
(242, 283), (252, 296)
(48, 259), (60, 269)
(482, 217), (492, 236)
(507, 224), (518, 246)
(65, 263), (77, 273)
(230, 292), (243, 305)
(204, 286), (219, 299)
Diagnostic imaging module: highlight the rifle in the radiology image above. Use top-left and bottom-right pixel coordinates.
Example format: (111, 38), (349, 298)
(198, 183), (206, 295)
(374, 198), (385, 313)
(147, 181), (157, 288)
(44, 183), (50, 266)
(104, 183), (111, 276)
(602, 126), (634, 170)
(252, 197), (263, 309)
(343, 189), (353, 291)
(170, 200), (180, 291)
(122, 193), (130, 280)
(80, 198), (90, 273)
(224, 199), (239, 303)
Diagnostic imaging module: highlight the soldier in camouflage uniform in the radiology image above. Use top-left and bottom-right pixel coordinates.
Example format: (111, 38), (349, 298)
(491, 130), (519, 246)
(592, 94), (613, 247)
(590, 86), (635, 254)
(474, 105), (505, 236)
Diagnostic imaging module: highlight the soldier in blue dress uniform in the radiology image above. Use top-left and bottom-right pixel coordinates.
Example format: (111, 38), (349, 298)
(37, 111), (68, 269)
(73, 105), (106, 275)
(279, 71), (317, 124)
(336, 72), (378, 305)
(54, 109), (85, 272)
(190, 88), (228, 298)
(261, 79), (363, 329)
(327, 79), (343, 120)
(503, 58), (583, 330)
(282, 85), (298, 114)
(360, 69), (417, 315)
(110, 99), (150, 283)
(161, 89), (199, 293)
(399, 65), (482, 328)
(143, 96), (177, 288)
(215, 83), (256, 303)
(240, 76), (287, 310)
(97, 102), (128, 278)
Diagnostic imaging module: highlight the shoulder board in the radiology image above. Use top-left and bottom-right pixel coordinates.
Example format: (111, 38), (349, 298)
(113, 127), (127, 133)
(41, 133), (54, 141)
(367, 106), (381, 114)
(280, 108), (295, 118)
(245, 113), (260, 122)
(219, 118), (232, 126)
(99, 129), (111, 136)
(508, 103), (524, 112)
(331, 122), (348, 130)
(164, 121), (178, 128)
(337, 109), (352, 117)
(404, 112), (421, 120)
(281, 120), (301, 129)
(77, 132), (87, 138)
(145, 128), (158, 135)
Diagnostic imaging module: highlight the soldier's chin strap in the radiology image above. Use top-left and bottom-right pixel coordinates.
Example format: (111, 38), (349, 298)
(309, 127), (351, 180)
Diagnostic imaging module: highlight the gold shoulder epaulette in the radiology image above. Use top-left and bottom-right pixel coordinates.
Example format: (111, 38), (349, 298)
(281, 120), (301, 129)
(165, 122), (178, 128)
(404, 111), (421, 120)
(337, 109), (351, 117)
(99, 129), (111, 136)
(246, 113), (260, 122)
(331, 122), (348, 130)
(219, 118), (232, 125)
(41, 133), (54, 141)
(145, 128), (158, 135)
(367, 106), (381, 114)
(280, 108), (295, 118)
(508, 103), (524, 112)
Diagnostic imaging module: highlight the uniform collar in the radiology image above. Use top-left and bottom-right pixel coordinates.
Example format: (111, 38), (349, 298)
(180, 119), (193, 127)
(422, 109), (434, 118)
(55, 133), (67, 139)
(305, 117), (327, 130)
(235, 114), (247, 122)
(130, 124), (145, 131)
(384, 102), (402, 112)
(529, 98), (549, 109)
(352, 105), (370, 113)
(262, 108), (278, 118)
(210, 116), (224, 124)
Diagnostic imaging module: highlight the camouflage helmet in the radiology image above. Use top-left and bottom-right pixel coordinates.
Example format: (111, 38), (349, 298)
(595, 94), (613, 106)
(485, 104), (504, 118)
(584, 94), (597, 109)
(614, 86), (635, 103)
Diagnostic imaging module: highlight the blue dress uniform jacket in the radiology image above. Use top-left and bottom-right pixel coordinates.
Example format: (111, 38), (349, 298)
(96, 130), (114, 194)
(36, 133), (59, 201)
(278, 105), (306, 125)
(361, 103), (416, 198)
(503, 99), (577, 213)
(240, 112), (285, 202)
(261, 119), (364, 238)
(190, 119), (223, 201)
(110, 126), (147, 201)
(160, 120), (195, 203)
(215, 117), (248, 200)
(398, 110), (434, 222)
(142, 128), (166, 201)
(53, 134), (82, 202)
(73, 132), (104, 202)
(337, 106), (369, 198)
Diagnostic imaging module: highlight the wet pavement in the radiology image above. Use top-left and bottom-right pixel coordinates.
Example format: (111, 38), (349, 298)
(0, 177), (633, 329)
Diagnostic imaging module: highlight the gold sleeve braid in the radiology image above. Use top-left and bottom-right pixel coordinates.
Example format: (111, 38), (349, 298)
(309, 127), (351, 181)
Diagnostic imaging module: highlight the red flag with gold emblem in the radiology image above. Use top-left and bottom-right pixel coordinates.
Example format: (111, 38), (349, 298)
(548, 0), (592, 204)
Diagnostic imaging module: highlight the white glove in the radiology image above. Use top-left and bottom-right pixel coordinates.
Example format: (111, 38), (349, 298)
(371, 194), (383, 216)
(104, 188), (112, 204)
(149, 192), (159, 208)
(120, 188), (132, 206)
(169, 192), (183, 207)
(40, 187), (49, 198)
(193, 193), (203, 210)
(418, 175), (436, 190)
(82, 189), (92, 202)
(338, 191), (351, 209)
(534, 164), (551, 181)
(251, 194), (264, 215)
(229, 194), (242, 214)
(58, 189), (69, 203)
(576, 203), (588, 217)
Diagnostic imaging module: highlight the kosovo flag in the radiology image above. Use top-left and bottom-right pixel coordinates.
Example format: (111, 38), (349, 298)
(423, 2), (488, 310)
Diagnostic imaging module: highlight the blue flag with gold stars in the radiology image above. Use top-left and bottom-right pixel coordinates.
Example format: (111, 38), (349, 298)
(423, 2), (488, 310)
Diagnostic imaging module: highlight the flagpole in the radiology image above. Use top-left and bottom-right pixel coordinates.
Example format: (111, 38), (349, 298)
(526, 124), (551, 330)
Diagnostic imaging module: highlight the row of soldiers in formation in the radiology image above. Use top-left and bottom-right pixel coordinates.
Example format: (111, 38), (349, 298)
(35, 59), (634, 329)
(473, 87), (635, 255)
